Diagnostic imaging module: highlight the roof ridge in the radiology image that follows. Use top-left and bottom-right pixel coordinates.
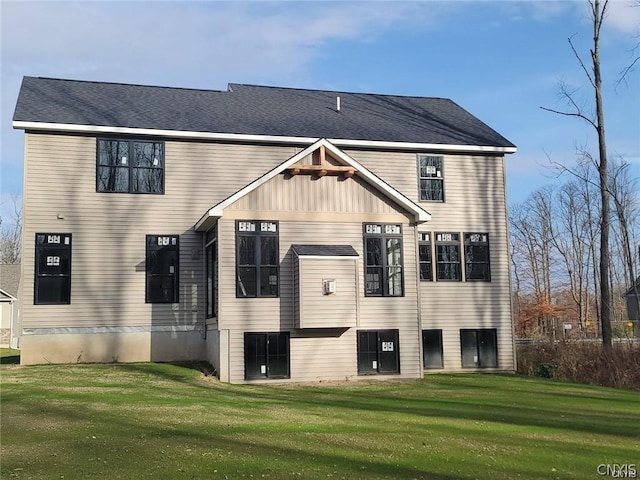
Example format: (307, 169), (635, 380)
(228, 83), (451, 101)
(29, 76), (228, 94)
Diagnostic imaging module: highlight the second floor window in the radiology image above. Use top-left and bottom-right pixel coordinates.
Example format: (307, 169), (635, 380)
(97, 139), (164, 194)
(364, 224), (404, 296)
(465, 233), (491, 281)
(418, 232), (432, 281)
(236, 221), (279, 298)
(435, 232), (461, 281)
(418, 154), (444, 202)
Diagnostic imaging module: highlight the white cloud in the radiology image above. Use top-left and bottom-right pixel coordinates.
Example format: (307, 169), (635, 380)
(605, 0), (640, 35)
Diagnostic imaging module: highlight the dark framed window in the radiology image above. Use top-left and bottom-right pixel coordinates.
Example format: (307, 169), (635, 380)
(363, 224), (403, 296)
(422, 329), (443, 369)
(460, 329), (498, 368)
(435, 232), (461, 281)
(236, 221), (279, 298)
(418, 232), (433, 281)
(97, 139), (164, 194)
(34, 233), (71, 304)
(206, 231), (217, 318)
(465, 233), (491, 281)
(418, 155), (444, 202)
(244, 332), (290, 379)
(146, 235), (179, 303)
(357, 330), (400, 375)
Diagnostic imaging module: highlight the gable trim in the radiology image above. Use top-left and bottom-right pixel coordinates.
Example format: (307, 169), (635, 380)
(194, 139), (431, 231)
(0, 288), (17, 301)
(13, 121), (517, 154)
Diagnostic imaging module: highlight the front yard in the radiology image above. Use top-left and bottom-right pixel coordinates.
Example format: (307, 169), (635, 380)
(1, 361), (638, 479)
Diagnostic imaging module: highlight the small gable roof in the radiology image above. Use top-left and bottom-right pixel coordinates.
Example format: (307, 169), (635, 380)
(13, 77), (516, 153)
(0, 264), (20, 299)
(195, 138), (431, 231)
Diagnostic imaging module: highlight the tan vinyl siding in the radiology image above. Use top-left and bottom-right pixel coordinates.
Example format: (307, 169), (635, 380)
(21, 133), (296, 335)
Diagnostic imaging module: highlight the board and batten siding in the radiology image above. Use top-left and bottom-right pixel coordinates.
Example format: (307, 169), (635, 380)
(217, 171), (421, 383)
(347, 149), (514, 371)
(19, 133), (298, 363)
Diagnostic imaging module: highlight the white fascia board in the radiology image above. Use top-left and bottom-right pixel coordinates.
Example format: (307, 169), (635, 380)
(12, 121), (517, 154)
(195, 138), (431, 231)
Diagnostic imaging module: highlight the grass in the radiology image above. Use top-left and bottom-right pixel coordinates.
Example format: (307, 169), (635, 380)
(1, 361), (638, 479)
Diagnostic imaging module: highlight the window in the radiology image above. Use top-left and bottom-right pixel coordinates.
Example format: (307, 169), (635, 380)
(206, 229), (217, 318)
(460, 329), (498, 368)
(435, 232), (461, 281)
(357, 330), (400, 375)
(363, 224), (403, 296)
(465, 233), (491, 281)
(422, 329), (443, 369)
(34, 233), (71, 304)
(236, 221), (279, 298)
(244, 332), (290, 379)
(97, 139), (164, 194)
(418, 232), (432, 281)
(418, 155), (444, 201)
(146, 235), (179, 303)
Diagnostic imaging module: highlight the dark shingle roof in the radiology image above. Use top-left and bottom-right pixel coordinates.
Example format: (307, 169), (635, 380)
(292, 245), (359, 257)
(13, 77), (515, 148)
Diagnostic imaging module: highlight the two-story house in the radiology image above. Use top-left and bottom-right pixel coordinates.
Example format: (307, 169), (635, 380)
(13, 77), (516, 383)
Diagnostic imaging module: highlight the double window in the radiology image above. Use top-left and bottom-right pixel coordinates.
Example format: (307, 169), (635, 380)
(357, 330), (400, 375)
(97, 139), (164, 194)
(244, 332), (290, 379)
(363, 224), (404, 296)
(34, 233), (71, 304)
(146, 235), (179, 303)
(460, 329), (498, 368)
(236, 221), (279, 298)
(435, 232), (461, 281)
(418, 155), (444, 202)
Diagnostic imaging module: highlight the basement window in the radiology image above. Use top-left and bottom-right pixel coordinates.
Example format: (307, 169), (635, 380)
(146, 235), (179, 303)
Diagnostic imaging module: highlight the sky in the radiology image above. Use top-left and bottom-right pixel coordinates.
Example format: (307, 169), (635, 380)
(1, 0), (639, 226)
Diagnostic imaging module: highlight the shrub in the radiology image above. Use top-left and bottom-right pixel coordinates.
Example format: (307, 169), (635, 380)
(517, 340), (640, 391)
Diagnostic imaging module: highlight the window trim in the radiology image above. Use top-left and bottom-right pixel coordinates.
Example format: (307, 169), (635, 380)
(96, 138), (165, 194)
(205, 232), (217, 319)
(363, 223), (404, 297)
(244, 332), (290, 380)
(145, 234), (179, 304)
(464, 233), (491, 282)
(235, 220), (280, 298)
(34, 233), (72, 305)
(418, 232), (433, 282)
(417, 154), (445, 202)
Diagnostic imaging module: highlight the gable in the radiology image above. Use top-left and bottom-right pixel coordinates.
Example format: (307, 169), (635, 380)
(195, 139), (430, 231)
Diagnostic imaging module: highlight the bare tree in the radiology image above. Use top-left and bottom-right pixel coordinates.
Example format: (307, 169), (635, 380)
(0, 195), (22, 264)
(541, 0), (613, 348)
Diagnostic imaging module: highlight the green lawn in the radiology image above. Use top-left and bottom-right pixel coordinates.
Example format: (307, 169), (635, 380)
(1, 362), (638, 480)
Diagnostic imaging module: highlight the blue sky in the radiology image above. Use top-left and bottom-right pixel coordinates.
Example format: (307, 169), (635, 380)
(1, 0), (639, 224)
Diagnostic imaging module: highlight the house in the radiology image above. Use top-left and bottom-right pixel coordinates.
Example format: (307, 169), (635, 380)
(623, 276), (640, 337)
(12, 77), (517, 383)
(0, 264), (21, 348)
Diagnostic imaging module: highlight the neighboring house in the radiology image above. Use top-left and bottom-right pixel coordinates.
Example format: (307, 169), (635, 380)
(0, 264), (21, 348)
(623, 276), (640, 337)
(12, 77), (517, 383)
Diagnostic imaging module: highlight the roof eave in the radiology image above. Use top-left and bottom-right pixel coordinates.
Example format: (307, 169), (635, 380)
(12, 121), (517, 154)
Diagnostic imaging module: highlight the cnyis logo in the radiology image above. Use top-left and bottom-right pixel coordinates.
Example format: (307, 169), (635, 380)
(598, 464), (637, 478)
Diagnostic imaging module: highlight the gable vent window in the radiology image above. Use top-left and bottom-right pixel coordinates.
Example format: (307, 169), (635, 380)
(418, 155), (444, 202)
(35, 233), (72, 305)
(97, 139), (164, 194)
